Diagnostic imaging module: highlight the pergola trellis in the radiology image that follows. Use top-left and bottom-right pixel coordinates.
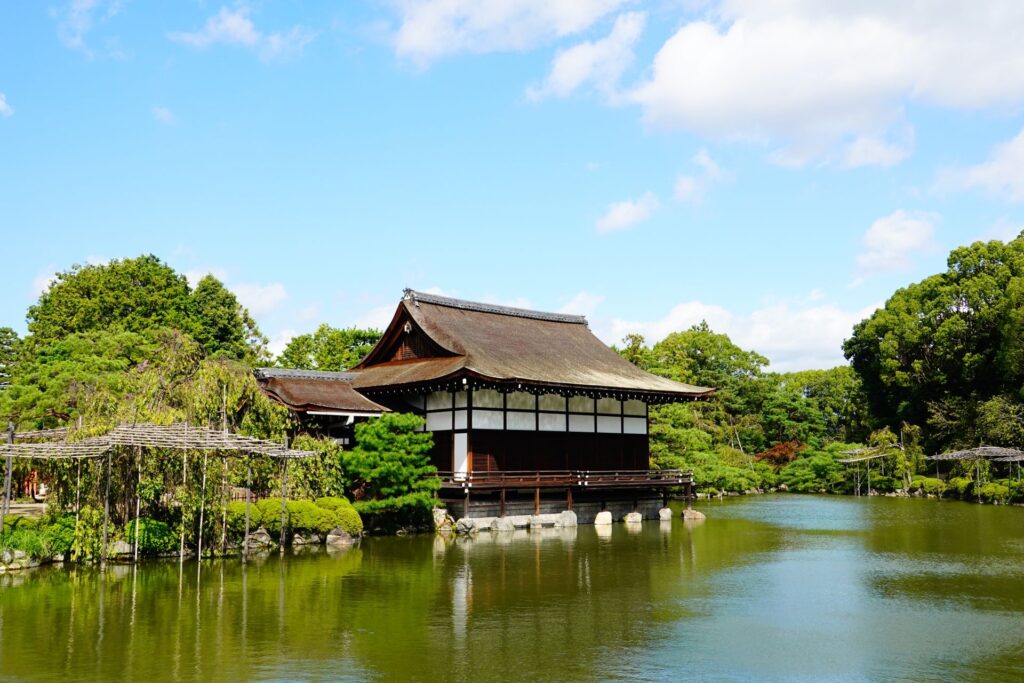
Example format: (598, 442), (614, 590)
(926, 446), (1024, 503)
(838, 444), (900, 496)
(1, 422), (318, 568)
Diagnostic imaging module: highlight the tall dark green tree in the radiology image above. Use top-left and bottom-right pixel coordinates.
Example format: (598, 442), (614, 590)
(190, 275), (267, 361)
(844, 233), (1024, 447)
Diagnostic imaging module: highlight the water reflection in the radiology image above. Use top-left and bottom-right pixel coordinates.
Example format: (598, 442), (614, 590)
(1, 497), (1023, 681)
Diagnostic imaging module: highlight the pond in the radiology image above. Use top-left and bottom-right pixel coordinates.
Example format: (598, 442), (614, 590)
(2, 495), (1023, 681)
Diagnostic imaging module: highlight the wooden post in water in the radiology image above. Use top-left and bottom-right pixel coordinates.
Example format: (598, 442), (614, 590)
(133, 447), (142, 563)
(534, 487), (540, 515)
(219, 457), (228, 556)
(567, 487), (574, 512)
(279, 441), (289, 554)
(242, 456), (252, 563)
(101, 448), (112, 570)
(499, 488), (506, 517)
(197, 452), (209, 560)
(1, 420), (13, 534)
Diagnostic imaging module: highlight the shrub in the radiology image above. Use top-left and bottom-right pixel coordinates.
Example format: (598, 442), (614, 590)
(0, 527), (49, 559)
(226, 500), (264, 537)
(124, 518), (178, 554)
(42, 514), (77, 556)
(948, 476), (974, 499)
(910, 476), (947, 497)
(72, 505), (103, 563)
(354, 493), (429, 533)
(2, 515), (37, 533)
(1009, 480), (1024, 504)
(979, 482), (1010, 504)
(316, 497), (363, 535)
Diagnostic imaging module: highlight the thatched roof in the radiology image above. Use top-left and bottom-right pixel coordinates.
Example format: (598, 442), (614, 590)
(351, 290), (713, 401)
(926, 445), (1024, 461)
(254, 368), (388, 415)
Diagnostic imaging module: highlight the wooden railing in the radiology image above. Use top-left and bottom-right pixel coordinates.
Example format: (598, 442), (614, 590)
(432, 469), (691, 489)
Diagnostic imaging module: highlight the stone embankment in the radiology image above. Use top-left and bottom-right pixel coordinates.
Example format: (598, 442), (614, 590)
(445, 506), (705, 534)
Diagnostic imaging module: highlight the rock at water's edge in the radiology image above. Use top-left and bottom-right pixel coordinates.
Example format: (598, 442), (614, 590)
(658, 507), (673, 521)
(623, 511), (643, 524)
(593, 511), (613, 526)
(682, 508), (706, 521)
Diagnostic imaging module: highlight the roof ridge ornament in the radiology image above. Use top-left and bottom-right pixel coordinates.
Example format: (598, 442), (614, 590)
(403, 289), (588, 325)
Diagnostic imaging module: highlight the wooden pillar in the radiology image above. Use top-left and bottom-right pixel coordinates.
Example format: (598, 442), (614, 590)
(243, 457), (252, 563)
(219, 457), (228, 556)
(180, 445), (188, 563)
(1, 420), (13, 534)
(101, 448), (112, 570)
(133, 447), (142, 563)
(567, 487), (574, 512)
(686, 480), (693, 509)
(534, 487), (540, 515)
(499, 488), (506, 517)
(279, 450), (289, 553)
(464, 487), (470, 518)
(197, 453), (209, 560)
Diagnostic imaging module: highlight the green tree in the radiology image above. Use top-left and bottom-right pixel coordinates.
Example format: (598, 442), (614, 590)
(190, 275), (267, 361)
(276, 324), (381, 370)
(25, 255), (266, 361)
(27, 255), (194, 346)
(778, 366), (870, 442)
(343, 413), (437, 503)
(844, 234), (1024, 446)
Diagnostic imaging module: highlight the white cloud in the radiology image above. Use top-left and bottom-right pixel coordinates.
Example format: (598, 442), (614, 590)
(353, 304), (396, 331)
(596, 192), (659, 233)
(268, 329), (298, 358)
(843, 129), (913, 168)
(559, 291), (605, 317)
(938, 127), (1024, 203)
(527, 12), (645, 101)
(604, 297), (878, 372)
(629, 1), (1024, 166)
(31, 266), (58, 298)
(674, 148), (730, 203)
(232, 282), (288, 315)
(52, 0), (121, 53)
(0, 94), (12, 118)
(152, 106), (175, 125)
(855, 210), (937, 276)
(392, 0), (627, 66)
(168, 6), (315, 61)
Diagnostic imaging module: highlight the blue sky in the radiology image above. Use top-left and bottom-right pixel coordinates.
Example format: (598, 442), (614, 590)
(2, 1), (1023, 371)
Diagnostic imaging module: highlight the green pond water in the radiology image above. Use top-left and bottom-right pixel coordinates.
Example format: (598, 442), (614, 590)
(2, 495), (1024, 682)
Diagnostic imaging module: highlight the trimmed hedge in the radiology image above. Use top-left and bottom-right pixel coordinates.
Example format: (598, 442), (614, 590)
(226, 496), (362, 540)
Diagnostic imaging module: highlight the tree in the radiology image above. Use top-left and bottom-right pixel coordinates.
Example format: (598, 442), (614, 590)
(276, 324), (381, 370)
(777, 366), (870, 442)
(190, 275), (267, 361)
(342, 413), (437, 503)
(844, 234), (1024, 447)
(24, 255), (267, 361)
(27, 255), (194, 347)
(0, 327), (18, 391)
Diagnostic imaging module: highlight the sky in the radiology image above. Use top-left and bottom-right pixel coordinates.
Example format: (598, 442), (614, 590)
(1, 1), (1023, 372)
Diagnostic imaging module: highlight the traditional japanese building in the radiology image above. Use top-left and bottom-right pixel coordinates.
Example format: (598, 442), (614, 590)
(257, 289), (713, 520)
